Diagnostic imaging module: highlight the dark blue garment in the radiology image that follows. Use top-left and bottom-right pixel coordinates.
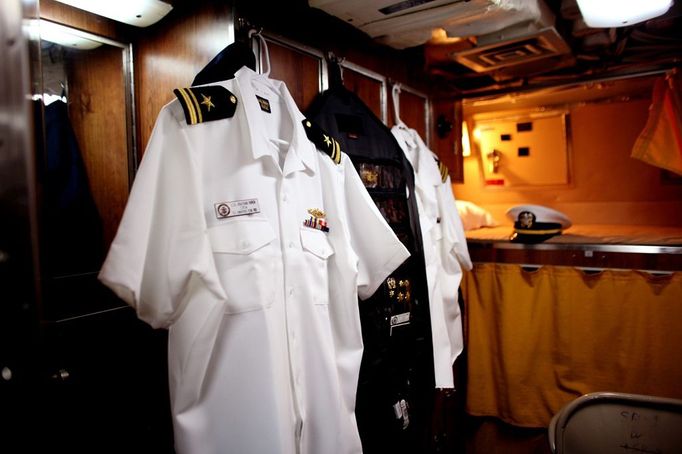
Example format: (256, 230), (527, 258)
(307, 85), (434, 454)
(192, 41), (256, 86)
(42, 100), (103, 276)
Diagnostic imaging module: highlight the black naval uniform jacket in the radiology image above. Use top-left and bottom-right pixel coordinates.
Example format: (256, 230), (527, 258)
(307, 84), (435, 454)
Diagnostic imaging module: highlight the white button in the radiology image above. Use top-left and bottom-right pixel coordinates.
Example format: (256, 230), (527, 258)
(288, 288), (294, 297)
(241, 240), (250, 249)
(289, 241), (295, 249)
(282, 193), (288, 202)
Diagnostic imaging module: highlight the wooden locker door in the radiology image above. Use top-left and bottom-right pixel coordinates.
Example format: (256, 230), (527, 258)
(342, 63), (387, 124)
(399, 90), (428, 142)
(261, 36), (325, 112)
(388, 86), (430, 145)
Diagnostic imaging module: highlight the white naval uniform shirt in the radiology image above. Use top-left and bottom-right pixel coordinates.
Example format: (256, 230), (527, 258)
(391, 125), (472, 389)
(99, 67), (410, 454)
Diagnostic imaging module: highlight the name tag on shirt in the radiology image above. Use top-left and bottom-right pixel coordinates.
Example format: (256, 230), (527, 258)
(214, 199), (261, 219)
(389, 312), (410, 336)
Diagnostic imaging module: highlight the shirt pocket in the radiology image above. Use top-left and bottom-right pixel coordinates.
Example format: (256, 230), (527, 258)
(300, 227), (334, 305)
(208, 218), (277, 314)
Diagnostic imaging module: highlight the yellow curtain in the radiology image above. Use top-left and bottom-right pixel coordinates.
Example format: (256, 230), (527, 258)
(462, 263), (682, 428)
(631, 71), (682, 175)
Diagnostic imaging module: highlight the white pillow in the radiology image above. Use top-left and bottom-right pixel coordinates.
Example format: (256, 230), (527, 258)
(456, 200), (499, 230)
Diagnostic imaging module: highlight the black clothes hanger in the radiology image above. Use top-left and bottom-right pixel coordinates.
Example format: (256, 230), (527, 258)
(326, 52), (344, 90)
(191, 40), (256, 86)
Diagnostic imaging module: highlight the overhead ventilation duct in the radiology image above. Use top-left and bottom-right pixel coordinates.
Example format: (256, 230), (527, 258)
(453, 27), (571, 75)
(310, 0), (572, 80)
(309, 0), (559, 49)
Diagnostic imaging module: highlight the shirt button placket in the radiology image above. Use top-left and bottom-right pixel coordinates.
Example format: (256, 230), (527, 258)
(279, 180), (303, 428)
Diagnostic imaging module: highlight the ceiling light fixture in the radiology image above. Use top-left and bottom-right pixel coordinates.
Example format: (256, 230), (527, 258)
(34, 20), (102, 49)
(53, 0), (173, 28)
(576, 0), (673, 28)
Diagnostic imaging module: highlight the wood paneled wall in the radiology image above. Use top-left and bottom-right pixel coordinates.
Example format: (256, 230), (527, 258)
(67, 46), (130, 249)
(266, 40), (322, 113)
(388, 89), (429, 144)
(342, 69), (384, 121)
(134, 2), (233, 154)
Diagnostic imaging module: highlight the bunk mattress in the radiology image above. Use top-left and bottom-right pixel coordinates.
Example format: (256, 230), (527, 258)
(465, 224), (682, 246)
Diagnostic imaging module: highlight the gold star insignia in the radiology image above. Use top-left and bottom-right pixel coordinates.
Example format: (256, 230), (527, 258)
(200, 93), (215, 111)
(323, 134), (332, 147)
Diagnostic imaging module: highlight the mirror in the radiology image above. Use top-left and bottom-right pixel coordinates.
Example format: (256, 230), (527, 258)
(469, 109), (571, 187)
(33, 19), (135, 320)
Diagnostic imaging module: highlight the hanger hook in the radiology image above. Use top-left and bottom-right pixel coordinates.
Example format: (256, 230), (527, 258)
(391, 82), (403, 126)
(327, 51), (345, 85)
(248, 27), (263, 39)
(248, 27), (270, 76)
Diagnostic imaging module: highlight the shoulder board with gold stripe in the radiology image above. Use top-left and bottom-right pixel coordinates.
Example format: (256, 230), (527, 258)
(173, 85), (238, 125)
(302, 119), (342, 165)
(434, 157), (449, 183)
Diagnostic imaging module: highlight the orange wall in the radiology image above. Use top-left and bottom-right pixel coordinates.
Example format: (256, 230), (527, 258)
(454, 98), (682, 226)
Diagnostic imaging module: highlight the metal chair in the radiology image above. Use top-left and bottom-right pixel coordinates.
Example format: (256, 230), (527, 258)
(548, 392), (682, 454)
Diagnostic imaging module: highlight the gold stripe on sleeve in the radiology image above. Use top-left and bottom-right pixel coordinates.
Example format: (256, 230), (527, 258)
(177, 88), (197, 125)
(186, 89), (203, 124)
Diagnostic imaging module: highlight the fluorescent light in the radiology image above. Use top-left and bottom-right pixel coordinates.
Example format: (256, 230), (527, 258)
(461, 121), (472, 157)
(53, 0), (173, 27)
(576, 0), (673, 28)
(34, 20), (102, 49)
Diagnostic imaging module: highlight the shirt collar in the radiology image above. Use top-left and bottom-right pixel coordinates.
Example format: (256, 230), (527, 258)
(395, 126), (442, 187)
(234, 67), (317, 174)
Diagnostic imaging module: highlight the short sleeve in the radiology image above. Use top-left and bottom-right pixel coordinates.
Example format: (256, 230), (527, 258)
(437, 175), (473, 272)
(341, 154), (410, 300)
(98, 105), (223, 328)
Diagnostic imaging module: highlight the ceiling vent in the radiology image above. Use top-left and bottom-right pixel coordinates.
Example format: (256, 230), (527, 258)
(310, 0), (573, 79)
(309, 0), (551, 49)
(454, 27), (570, 72)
